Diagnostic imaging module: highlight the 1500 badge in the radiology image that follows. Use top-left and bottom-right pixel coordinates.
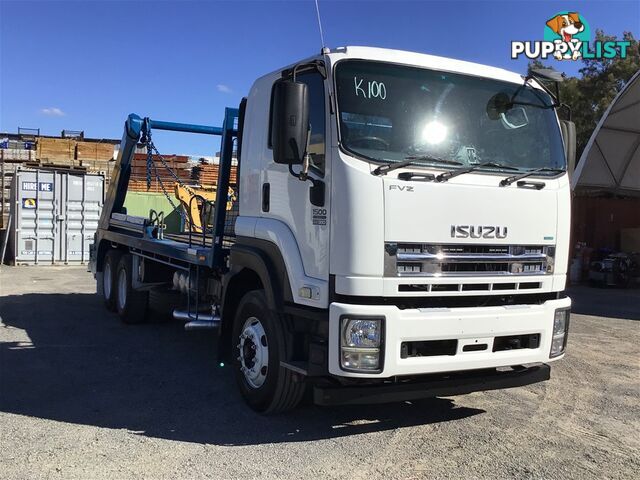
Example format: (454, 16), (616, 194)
(312, 208), (327, 226)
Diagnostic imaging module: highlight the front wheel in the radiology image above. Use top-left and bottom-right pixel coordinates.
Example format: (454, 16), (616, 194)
(232, 290), (304, 413)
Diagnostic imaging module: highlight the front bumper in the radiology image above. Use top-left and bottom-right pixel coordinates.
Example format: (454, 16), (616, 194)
(315, 363), (550, 406)
(329, 297), (571, 378)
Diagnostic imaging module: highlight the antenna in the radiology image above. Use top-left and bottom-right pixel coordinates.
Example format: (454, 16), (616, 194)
(314, 0), (326, 50)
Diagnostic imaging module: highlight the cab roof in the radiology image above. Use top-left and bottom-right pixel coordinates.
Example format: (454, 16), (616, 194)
(326, 46), (526, 86)
(253, 45), (531, 92)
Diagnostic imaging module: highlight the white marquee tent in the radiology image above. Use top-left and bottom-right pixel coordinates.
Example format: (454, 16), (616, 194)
(571, 69), (640, 197)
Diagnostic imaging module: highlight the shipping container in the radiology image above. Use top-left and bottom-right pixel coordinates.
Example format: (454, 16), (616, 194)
(7, 169), (104, 264)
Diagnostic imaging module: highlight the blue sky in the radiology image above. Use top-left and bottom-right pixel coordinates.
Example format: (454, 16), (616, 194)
(1, 0), (638, 156)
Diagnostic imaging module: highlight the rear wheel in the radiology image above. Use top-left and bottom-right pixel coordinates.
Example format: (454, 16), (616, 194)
(115, 254), (148, 324)
(232, 290), (304, 413)
(102, 249), (122, 311)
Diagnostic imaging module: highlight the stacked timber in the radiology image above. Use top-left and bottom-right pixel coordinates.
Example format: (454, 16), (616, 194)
(77, 141), (115, 172)
(128, 153), (193, 193)
(191, 163), (238, 187)
(34, 138), (116, 177)
(37, 138), (77, 165)
(0, 148), (37, 162)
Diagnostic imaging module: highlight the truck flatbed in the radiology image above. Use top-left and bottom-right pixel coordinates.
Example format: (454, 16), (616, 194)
(104, 213), (214, 266)
(94, 109), (240, 271)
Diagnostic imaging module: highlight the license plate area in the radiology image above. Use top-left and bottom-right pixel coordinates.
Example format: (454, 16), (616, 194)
(400, 339), (457, 358)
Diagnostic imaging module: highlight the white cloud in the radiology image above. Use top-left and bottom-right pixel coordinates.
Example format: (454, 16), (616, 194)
(40, 107), (65, 116)
(216, 84), (232, 93)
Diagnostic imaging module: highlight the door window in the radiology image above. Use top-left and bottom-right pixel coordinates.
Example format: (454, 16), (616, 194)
(269, 71), (326, 175)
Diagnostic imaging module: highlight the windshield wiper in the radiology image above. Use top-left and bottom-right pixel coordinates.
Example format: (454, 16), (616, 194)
(499, 167), (566, 186)
(372, 155), (462, 176)
(436, 162), (520, 183)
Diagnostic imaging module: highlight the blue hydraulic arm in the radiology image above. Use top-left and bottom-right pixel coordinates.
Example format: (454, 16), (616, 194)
(148, 119), (224, 136)
(99, 114), (144, 231)
(98, 110), (239, 269)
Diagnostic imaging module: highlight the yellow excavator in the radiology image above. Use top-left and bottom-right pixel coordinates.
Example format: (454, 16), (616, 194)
(174, 183), (236, 233)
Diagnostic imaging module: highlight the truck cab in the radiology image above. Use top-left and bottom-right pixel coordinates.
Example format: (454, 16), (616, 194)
(238, 46), (570, 375)
(92, 46), (572, 412)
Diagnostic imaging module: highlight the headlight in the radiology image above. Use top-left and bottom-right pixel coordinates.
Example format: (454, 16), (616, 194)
(340, 316), (384, 372)
(553, 310), (567, 336)
(550, 307), (570, 358)
(342, 319), (381, 348)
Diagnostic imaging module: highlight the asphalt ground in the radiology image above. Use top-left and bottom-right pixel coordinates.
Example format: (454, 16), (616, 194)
(1, 266), (638, 479)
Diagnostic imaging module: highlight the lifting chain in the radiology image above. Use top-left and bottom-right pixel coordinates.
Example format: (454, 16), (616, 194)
(143, 125), (233, 233)
(144, 128), (194, 228)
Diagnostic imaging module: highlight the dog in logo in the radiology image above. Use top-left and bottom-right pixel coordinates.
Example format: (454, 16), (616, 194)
(546, 12), (584, 60)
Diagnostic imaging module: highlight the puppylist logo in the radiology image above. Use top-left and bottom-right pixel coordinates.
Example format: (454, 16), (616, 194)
(512, 11), (631, 61)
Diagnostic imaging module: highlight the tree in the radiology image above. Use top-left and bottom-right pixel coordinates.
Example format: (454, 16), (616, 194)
(528, 31), (639, 159)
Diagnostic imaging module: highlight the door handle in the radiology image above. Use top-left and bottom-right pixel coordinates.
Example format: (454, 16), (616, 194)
(309, 179), (325, 207)
(262, 183), (270, 212)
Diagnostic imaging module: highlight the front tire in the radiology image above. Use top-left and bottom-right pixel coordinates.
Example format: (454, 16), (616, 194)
(232, 290), (304, 413)
(115, 254), (148, 324)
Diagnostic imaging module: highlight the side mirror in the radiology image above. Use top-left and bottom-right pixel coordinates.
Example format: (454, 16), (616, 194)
(271, 81), (309, 165)
(560, 120), (576, 173)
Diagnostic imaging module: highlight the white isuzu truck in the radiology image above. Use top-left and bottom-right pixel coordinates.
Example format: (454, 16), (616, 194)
(90, 46), (574, 413)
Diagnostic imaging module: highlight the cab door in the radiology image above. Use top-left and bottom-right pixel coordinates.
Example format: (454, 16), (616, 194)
(262, 69), (330, 280)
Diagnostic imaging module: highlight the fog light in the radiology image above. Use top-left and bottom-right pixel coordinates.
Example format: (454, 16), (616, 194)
(550, 336), (565, 357)
(550, 308), (570, 358)
(341, 349), (380, 370)
(340, 316), (384, 372)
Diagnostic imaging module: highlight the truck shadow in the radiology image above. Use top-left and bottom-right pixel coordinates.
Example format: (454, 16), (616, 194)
(567, 285), (640, 321)
(0, 293), (484, 445)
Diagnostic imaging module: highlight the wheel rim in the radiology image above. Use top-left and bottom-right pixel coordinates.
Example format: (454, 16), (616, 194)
(103, 262), (112, 300)
(117, 268), (127, 311)
(237, 316), (269, 389)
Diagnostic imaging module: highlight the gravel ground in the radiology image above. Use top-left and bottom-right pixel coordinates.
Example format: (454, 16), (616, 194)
(1, 266), (639, 479)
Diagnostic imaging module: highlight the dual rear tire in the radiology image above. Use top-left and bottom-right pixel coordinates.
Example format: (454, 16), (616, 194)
(102, 250), (148, 324)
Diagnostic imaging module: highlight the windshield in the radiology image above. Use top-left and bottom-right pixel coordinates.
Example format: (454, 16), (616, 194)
(335, 60), (566, 173)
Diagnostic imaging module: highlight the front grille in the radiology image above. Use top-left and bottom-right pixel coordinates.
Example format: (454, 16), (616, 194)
(385, 243), (555, 277)
(398, 281), (541, 293)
